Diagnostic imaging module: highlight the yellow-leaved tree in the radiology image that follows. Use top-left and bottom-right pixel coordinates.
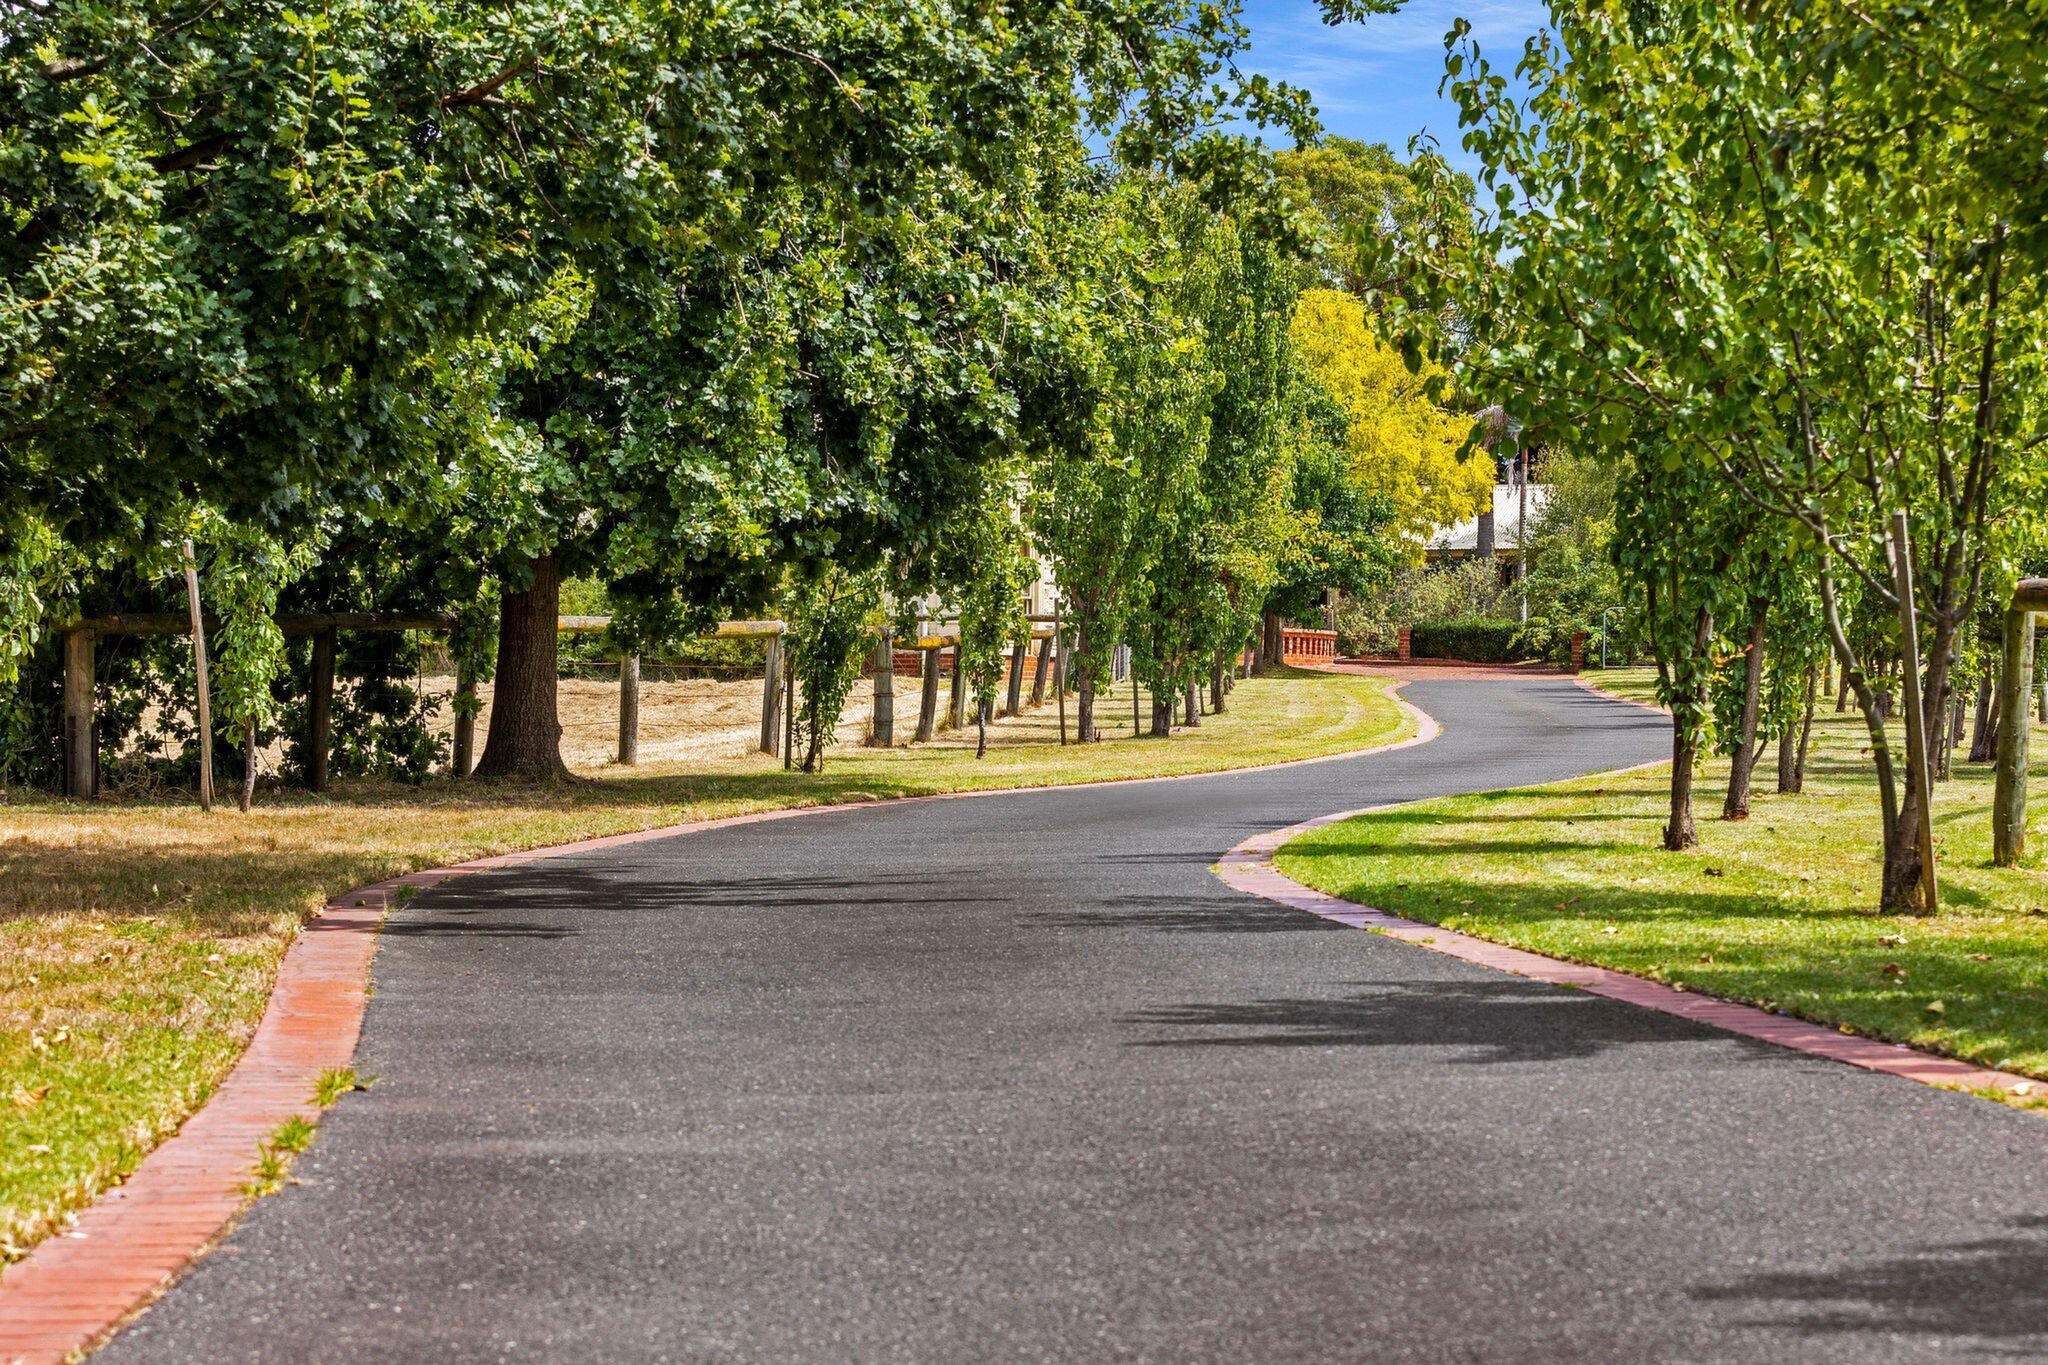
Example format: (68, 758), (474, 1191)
(1289, 288), (1493, 551)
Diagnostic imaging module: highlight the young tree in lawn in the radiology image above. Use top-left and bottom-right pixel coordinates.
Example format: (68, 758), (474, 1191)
(1021, 175), (1205, 745)
(943, 481), (1032, 759)
(784, 567), (885, 775)
(1613, 446), (1754, 850)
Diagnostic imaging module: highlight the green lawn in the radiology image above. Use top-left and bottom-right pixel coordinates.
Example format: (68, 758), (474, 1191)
(1278, 667), (2048, 1085)
(0, 665), (1405, 1261)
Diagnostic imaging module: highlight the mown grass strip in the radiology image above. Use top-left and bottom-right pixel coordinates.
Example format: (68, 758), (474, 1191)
(1278, 668), (2048, 1078)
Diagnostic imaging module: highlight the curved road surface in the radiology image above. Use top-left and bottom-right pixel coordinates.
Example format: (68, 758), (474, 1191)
(106, 677), (2048, 1362)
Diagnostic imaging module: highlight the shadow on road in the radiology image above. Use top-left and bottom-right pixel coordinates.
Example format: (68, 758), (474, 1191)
(1121, 978), (1773, 1064)
(1691, 1215), (2048, 1352)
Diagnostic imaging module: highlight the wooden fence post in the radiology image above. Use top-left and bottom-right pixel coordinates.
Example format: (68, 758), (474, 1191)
(308, 627), (335, 792)
(617, 653), (640, 766)
(759, 632), (783, 756)
(453, 660), (477, 778)
(1004, 639), (1026, 717)
(870, 630), (894, 746)
(1995, 598), (2042, 865)
(1055, 606), (1067, 746)
(1031, 635), (1053, 706)
(947, 645), (966, 730)
(63, 627), (96, 800)
(916, 645), (941, 742)
(181, 539), (214, 810)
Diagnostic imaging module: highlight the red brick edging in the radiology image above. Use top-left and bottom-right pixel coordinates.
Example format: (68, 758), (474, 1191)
(0, 678), (1437, 1363)
(1216, 799), (2043, 1103)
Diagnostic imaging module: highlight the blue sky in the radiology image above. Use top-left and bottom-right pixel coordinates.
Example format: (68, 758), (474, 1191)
(1233, 0), (1550, 177)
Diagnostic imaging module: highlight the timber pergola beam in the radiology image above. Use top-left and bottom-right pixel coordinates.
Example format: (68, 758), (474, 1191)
(1993, 578), (2048, 865)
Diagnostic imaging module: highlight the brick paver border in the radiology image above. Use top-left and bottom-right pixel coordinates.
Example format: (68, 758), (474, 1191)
(1216, 795), (2043, 1104)
(0, 674), (1438, 1365)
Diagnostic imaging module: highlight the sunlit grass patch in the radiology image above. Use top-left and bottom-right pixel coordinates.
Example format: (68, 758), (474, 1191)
(1279, 667), (2048, 1079)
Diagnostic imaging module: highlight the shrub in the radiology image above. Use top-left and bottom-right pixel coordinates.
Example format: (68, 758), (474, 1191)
(1409, 616), (1533, 663)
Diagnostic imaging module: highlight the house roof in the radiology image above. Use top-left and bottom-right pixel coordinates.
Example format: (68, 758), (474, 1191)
(1427, 483), (1551, 554)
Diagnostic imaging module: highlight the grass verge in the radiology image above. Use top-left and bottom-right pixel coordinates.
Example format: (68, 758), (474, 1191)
(1277, 666), (2048, 1080)
(0, 665), (1404, 1259)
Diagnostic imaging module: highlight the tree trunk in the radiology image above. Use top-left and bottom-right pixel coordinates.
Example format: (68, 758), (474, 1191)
(1073, 614), (1098, 742)
(1723, 609), (1767, 820)
(473, 552), (569, 780)
(1968, 672), (1998, 763)
(1150, 693), (1173, 737)
(1183, 676), (1201, 728)
(1780, 666), (1817, 795)
(1257, 610), (1284, 674)
(1933, 683), (1966, 777)
(1666, 718), (1699, 851)
(1210, 652), (1227, 713)
(975, 699), (990, 759)
(1881, 779), (1929, 913)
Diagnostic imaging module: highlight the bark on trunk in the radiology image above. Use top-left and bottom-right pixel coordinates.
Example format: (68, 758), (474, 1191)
(1723, 610), (1767, 820)
(239, 721), (257, 813)
(1968, 673), (1998, 763)
(1780, 666), (1817, 795)
(1666, 718), (1699, 851)
(1183, 677), (1201, 728)
(1882, 779), (1929, 912)
(1073, 615), (1098, 743)
(1210, 653), (1227, 714)
(473, 552), (570, 780)
(1257, 610), (1284, 674)
(975, 699), (989, 759)
(1150, 695), (1173, 737)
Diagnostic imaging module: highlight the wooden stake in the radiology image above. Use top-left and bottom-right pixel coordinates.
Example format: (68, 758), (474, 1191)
(453, 659), (477, 778)
(308, 627), (334, 792)
(617, 652), (640, 765)
(1994, 605), (2036, 865)
(1004, 639), (1025, 717)
(182, 539), (214, 811)
(1055, 602), (1067, 746)
(759, 632), (783, 756)
(947, 643), (965, 730)
(870, 630), (894, 746)
(62, 627), (95, 800)
(916, 645), (941, 743)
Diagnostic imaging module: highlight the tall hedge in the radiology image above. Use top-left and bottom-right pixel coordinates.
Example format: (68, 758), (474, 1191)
(1409, 617), (1531, 663)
